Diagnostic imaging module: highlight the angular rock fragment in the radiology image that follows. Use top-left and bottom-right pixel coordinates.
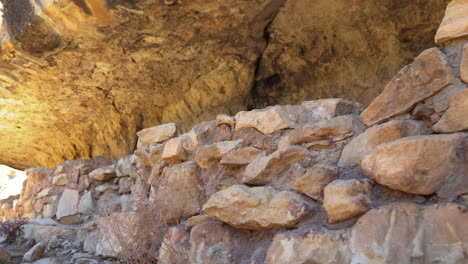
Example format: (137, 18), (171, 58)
(435, 0), (468, 43)
(242, 146), (308, 184)
(89, 166), (116, 181)
(361, 48), (455, 126)
(136, 123), (179, 144)
(235, 105), (303, 134)
(195, 140), (243, 168)
(293, 164), (338, 202)
(433, 89), (468, 133)
(158, 225), (190, 264)
(52, 174), (67, 186)
(278, 114), (364, 148)
(23, 242), (45, 262)
(216, 114), (236, 127)
(202, 185), (308, 230)
(323, 179), (371, 223)
(78, 191), (95, 215)
(362, 133), (468, 197)
(184, 121), (218, 152)
(462, 43), (468, 83)
(338, 120), (431, 167)
(56, 188), (79, 220)
(220, 146), (263, 166)
(161, 136), (188, 162)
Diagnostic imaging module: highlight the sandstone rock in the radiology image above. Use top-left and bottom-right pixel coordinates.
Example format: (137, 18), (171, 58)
(435, 0), (468, 43)
(23, 242), (45, 262)
(195, 140), (243, 168)
(162, 136), (188, 163)
(153, 162), (204, 223)
(300, 99), (364, 122)
(462, 43), (468, 83)
(235, 105), (303, 134)
(293, 164), (338, 202)
(149, 143), (165, 165)
(362, 133), (468, 197)
(96, 194), (124, 216)
(203, 185), (308, 230)
(278, 114), (364, 148)
(22, 224), (77, 248)
(216, 114), (236, 127)
(116, 154), (138, 178)
(21, 168), (54, 200)
(0, 249), (10, 263)
(266, 229), (351, 264)
(242, 146), (308, 184)
(323, 179), (372, 223)
(411, 103), (440, 124)
(89, 166), (116, 181)
(136, 123), (179, 144)
(361, 48), (455, 126)
(158, 225), (190, 264)
(78, 191), (95, 215)
(220, 146), (263, 166)
(36, 187), (53, 199)
(184, 121), (218, 152)
(433, 89), (468, 132)
(185, 215), (216, 231)
(56, 188), (79, 220)
(350, 203), (468, 263)
(52, 174), (67, 186)
(148, 162), (166, 185)
(95, 183), (119, 194)
(118, 177), (132, 194)
(338, 120), (431, 167)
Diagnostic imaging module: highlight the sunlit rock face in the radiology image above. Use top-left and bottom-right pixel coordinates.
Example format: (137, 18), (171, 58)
(0, 0), (449, 169)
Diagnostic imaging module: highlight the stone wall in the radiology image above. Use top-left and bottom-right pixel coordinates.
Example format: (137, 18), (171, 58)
(0, 1), (467, 263)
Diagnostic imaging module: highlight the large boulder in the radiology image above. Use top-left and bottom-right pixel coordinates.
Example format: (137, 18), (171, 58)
(362, 133), (468, 198)
(435, 0), (468, 43)
(361, 48), (455, 126)
(202, 185), (308, 230)
(338, 120), (431, 167)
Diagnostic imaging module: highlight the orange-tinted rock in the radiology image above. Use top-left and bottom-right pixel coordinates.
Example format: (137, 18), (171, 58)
(433, 89), (468, 132)
(293, 164), (338, 201)
(462, 43), (468, 83)
(136, 123), (179, 144)
(361, 48), (455, 126)
(220, 146), (263, 167)
(435, 0), (468, 43)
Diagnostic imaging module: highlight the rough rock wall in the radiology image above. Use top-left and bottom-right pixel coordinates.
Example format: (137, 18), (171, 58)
(0, 0), (451, 169)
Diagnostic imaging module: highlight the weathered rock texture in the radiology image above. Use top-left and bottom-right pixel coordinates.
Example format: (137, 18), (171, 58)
(0, 0), (451, 169)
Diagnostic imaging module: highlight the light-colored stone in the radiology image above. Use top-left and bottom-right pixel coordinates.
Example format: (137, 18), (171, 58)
(362, 133), (468, 197)
(95, 183), (119, 194)
(433, 89), (468, 133)
(361, 48), (455, 126)
(52, 174), (68, 186)
(293, 164), (338, 202)
(216, 114), (236, 127)
(22, 224), (77, 248)
(185, 215), (216, 231)
(116, 154), (138, 177)
(220, 146), (263, 166)
(266, 229), (351, 264)
(153, 162), (204, 223)
(78, 191), (95, 215)
(158, 225), (190, 264)
(202, 185), (308, 230)
(338, 120), (431, 167)
(56, 188), (79, 220)
(161, 136), (188, 162)
(278, 114), (364, 148)
(195, 140), (243, 168)
(136, 123), (179, 144)
(462, 43), (468, 83)
(435, 0), (468, 43)
(300, 99), (364, 122)
(36, 187), (53, 199)
(118, 177), (132, 194)
(23, 242), (45, 262)
(235, 105), (302, 134)
(323, 179), (371, 223)
(350, 203), (468, 263)
(184, 121), (218, 152)
(242, 146), (308, 184)
(89, 166), (117, 181)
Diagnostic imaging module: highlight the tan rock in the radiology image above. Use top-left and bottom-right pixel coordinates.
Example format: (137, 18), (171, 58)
(184, 121), (218, 152)
(323, 179), (371, 223)
(300, 99), (364, 122)
(362, 133), (468, 196)
(195, 140), (243, 168)
(185, 215), (216, 231)
(23, 242), (45, 262)
(278, 114), (364, 148)
(338, 120), (431, 167)
(242, 146), (308, 184)
(116, 154), (138, 177)
(153, 162), (204, 223)
(161, 136), (188, 163)
(52, 174), (68, 186)
(95, 183), (119, 194)
(89, 166), (116, 181)
(0, 249), (10, 263)
(202, 185), (308, 230)
(158, 225), (190, 264)
(118, 177), (132, 194)
(149, 143), (165, 165)
(435, 0), (468, 43)
(293, 164), (338, 202)
(136, 123), (179, 144)
(433, 89), (468, 133)
(56, 188), (79, 220)
(350, 203), (468, 263)
(361, 48), (455, 126)
(235, 105), (302, 134)
(220, 146), (263, 166)
(462, 43), (468, 83)
(266, 229), (351, 264)
(78, 191), (95, 215)
(216, 114), (236, 127)
(36, 187), (53, 199)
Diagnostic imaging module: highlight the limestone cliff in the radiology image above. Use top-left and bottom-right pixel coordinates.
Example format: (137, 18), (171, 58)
(0, 0), (451, 169)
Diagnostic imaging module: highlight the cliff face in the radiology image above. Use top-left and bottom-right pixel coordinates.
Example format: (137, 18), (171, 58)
(0, 0), (450, 169)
